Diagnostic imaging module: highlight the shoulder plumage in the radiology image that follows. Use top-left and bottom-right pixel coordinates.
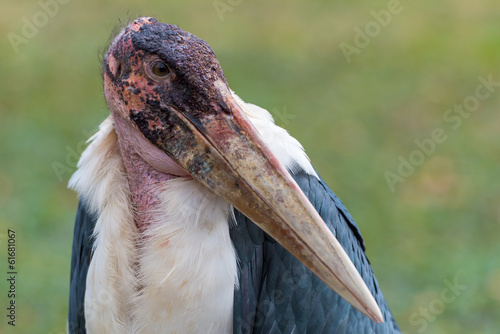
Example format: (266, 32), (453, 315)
(232, 92), (318, 178)
(68, 116), (128, 214)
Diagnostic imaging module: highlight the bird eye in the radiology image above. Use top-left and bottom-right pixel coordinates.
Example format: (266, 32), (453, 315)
(147, 60), (171, 80)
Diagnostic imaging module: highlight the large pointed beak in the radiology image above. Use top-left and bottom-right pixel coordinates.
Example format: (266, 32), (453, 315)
(149, 80), (384, 323)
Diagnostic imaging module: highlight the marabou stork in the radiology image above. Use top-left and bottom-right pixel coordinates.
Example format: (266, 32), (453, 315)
(68, 17), (400, 333)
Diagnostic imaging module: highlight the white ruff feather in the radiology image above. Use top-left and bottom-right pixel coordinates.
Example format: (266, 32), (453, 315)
(69, 94), (316, 333)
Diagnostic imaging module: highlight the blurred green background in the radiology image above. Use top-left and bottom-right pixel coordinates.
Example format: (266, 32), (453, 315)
(1, 0), (499, 333)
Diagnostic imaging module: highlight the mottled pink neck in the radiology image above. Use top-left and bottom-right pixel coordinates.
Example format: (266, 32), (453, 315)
(112, 114), (191, 231)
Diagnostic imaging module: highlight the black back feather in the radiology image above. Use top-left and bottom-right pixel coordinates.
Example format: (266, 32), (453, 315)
(231, 169), (400, 333)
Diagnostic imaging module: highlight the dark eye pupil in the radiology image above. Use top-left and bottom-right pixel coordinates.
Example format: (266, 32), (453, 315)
(152, 61), (169, 77)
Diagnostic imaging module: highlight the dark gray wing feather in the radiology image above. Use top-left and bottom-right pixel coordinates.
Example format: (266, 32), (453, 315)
(231, 169), (400, 334)
(67, 200), (96, 334)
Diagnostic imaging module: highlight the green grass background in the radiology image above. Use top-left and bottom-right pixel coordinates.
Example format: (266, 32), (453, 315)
(1, 0), (499, 333)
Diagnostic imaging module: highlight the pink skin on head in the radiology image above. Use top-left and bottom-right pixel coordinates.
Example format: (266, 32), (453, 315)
(104, 20), (189, 178)
(104, 20), (191, 232)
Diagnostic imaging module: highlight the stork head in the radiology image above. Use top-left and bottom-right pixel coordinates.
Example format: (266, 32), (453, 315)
(102, 17), (384, 323)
